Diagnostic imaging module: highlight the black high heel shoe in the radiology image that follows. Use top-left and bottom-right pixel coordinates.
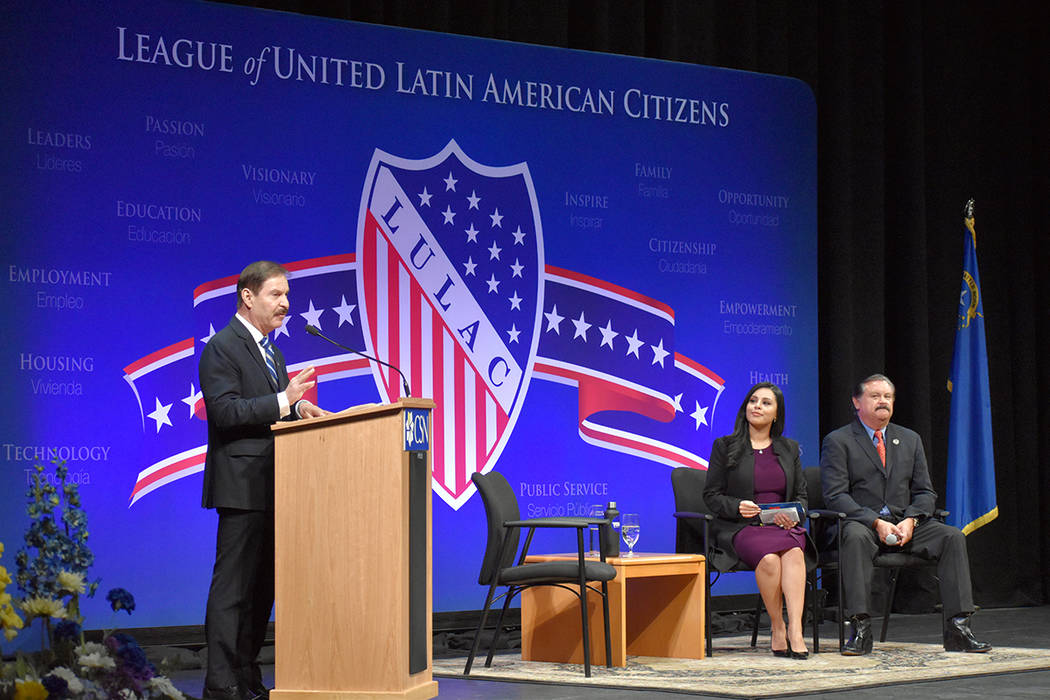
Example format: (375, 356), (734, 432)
(771, 627), (789, 657)
(788, 644), (809, 660)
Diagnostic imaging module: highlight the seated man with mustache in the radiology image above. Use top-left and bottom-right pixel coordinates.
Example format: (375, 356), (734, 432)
(820, 373), (991, 656)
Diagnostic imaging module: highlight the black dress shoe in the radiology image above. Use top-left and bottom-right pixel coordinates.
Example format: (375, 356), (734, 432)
(842, 615), (873, 656)
(246, 682), (270, 700)
(771, 647), (790, 657)
(201, 685), (243, 700)
(241, 667), (270, 699)
(944, 614), (992, 652)
(789, 649), (809, 660)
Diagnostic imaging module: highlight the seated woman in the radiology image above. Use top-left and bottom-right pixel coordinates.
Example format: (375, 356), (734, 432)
(704, 382), (815, 659)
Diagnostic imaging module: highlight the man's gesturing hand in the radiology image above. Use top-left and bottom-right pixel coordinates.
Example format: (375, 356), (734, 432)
(285, 366), (317, 405)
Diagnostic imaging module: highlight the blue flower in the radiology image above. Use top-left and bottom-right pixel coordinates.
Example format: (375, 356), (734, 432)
(105, 632), (157, 692)
(106, 588), (135, 614)
(42, 673), (70, 698)
(53, 618), (82, 642)
(17, 461), (95, 600)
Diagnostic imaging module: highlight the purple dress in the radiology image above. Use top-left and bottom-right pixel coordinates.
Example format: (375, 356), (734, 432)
(732, 449), (807, 568)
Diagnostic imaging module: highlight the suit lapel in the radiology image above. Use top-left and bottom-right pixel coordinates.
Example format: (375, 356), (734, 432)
(231, 317), (277, 391)
(883, 424), (895, 479)
(736, 449), (757, 497)
(852, 420), (885, 478)
(271, 343), (288, 390)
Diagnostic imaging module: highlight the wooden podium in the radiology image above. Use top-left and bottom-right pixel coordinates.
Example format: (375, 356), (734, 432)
(270, 398), (438, 700)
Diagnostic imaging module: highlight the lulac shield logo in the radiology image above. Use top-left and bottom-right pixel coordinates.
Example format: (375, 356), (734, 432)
(356, 141), (544, 509)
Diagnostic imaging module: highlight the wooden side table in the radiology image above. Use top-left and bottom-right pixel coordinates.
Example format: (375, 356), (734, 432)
(520, 553), (705, 666)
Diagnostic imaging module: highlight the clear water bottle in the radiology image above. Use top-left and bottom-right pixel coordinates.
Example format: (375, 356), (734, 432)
(602, 501), (620, 557)
(588, 504), (604, 556)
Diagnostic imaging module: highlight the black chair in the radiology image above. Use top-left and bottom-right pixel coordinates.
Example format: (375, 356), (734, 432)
(805, 465), (950, 646)
(804, 466), (846, 652)
(873, 514), (950, 642)
(671, 466), (763, 657)
(464, 471), (617, 677)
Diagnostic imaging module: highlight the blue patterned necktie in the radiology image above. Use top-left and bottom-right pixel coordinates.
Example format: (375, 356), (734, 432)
(259, 336), (278, 386)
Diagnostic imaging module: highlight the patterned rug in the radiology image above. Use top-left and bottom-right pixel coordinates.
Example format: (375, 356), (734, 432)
(433, 636), (1050, 697)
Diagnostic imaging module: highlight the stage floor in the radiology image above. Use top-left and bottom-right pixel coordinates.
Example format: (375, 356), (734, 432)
(168, 606), (1050, 699)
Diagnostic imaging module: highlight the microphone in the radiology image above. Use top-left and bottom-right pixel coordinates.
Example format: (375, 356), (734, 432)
(304, 324), (411, 398)
(885, 533), (899, 545)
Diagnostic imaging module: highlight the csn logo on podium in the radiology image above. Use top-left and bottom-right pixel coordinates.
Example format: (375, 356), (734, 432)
(403, 408), (430, 452)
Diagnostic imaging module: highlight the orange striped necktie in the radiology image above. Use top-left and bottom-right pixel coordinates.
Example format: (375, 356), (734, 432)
(874, 429), (886, 468)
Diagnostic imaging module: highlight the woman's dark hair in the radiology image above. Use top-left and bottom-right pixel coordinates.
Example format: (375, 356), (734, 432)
(725, 382), (786, 468)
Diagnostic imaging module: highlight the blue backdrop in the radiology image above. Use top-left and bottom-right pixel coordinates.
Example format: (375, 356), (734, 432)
(1, 0), (816, 635)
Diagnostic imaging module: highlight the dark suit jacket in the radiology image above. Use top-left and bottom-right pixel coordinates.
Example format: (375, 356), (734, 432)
(199, 315), (296, 511)
(703, 434), (815, 571)
(819, 418), (937, 528)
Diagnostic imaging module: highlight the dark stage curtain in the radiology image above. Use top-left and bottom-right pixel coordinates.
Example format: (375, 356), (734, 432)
(212, 0), (1050, 609)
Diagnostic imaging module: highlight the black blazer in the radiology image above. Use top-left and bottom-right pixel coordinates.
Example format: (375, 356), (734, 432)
(703, 434), (815, 572)
(819, 418), (937, 528)
(199, 315), (297, 511)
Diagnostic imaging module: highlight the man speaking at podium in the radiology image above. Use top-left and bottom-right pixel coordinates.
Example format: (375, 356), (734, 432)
(199, 260), (326, 700)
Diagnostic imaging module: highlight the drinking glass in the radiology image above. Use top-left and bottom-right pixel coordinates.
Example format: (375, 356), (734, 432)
(588, 504), (604, 557)
(620, 513), (640, 557)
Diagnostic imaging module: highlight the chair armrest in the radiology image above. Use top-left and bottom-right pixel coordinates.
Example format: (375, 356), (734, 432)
(510, 517), (609, 564)
(909, 510), (949, 525)
(807, 509), (846, 521)
(504, 517), (593, 529)
(673, 510), (713, 521)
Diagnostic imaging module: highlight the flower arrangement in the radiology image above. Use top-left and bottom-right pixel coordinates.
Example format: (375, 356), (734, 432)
(0, 461), (186, 699)
(14, 462), (96, 604)
(0, 544), (24, 642)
